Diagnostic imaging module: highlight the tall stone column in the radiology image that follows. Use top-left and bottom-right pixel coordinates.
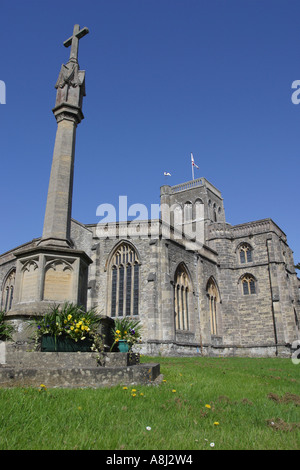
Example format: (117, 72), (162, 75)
(9, 25), (92, 321)
(39, 24), (88, 248)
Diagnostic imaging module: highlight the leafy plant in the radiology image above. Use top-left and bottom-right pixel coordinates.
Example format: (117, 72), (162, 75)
(111, 317), (142, 351)
(28, 302), (102, 347)
(0, 310), (15, 341)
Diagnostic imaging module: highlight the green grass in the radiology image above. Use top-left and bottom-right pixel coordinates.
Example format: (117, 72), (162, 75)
(0, 356), (299, 450)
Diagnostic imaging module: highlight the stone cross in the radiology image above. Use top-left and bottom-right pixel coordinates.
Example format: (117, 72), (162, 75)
(63, 24), (89, 63)
(38, 24), (89, 249)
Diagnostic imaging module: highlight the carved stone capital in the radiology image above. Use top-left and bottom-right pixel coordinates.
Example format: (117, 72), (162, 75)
(52, 103), (84, 125)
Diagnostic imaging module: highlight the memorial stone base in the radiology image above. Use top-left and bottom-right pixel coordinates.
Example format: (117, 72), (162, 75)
(0, 342), (161, 389)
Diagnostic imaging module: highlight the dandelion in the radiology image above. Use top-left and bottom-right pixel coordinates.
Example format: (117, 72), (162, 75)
(162, 379), (167, 383)
(140, 392), (144, 396)
(132, 393), (137, 397)
(122, 386), (128, 390)
(213, 422), (220, 426)
(205, 404), (211, 409)
(131, 389), (136, 393)
(172, 389), (176, 393)
(210, 442), (215, 447)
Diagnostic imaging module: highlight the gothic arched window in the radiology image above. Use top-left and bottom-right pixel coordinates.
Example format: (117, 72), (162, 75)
(207, 277), (220, 335)
(109, 243), (140, 317)
(239, 243), (253, 264)
(174, 264), (190, 331)
(241, 274), (256, 295)
(1, 269), (16, 312)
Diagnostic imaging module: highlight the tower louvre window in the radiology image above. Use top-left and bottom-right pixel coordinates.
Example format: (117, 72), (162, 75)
(239, 244), (253, 264)
(241, 275), (256, 295)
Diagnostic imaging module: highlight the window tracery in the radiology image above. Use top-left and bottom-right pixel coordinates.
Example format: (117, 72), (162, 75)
(174, 264), (190, 330)
(109, 243), (139, 317)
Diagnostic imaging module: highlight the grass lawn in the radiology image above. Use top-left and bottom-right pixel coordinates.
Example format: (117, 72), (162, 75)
(0, 356), (299, 450)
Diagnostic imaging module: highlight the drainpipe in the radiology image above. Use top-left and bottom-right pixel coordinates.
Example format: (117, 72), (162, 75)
(196, 254), (203, 354)
(266, 238), (278, 356)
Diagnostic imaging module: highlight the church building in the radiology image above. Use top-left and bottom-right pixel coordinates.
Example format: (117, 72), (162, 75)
(0, 25), (299, 357)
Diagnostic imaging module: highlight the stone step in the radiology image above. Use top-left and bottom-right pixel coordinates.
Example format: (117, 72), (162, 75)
(0, 363), (161, 388)
(5, 350), (140, 369)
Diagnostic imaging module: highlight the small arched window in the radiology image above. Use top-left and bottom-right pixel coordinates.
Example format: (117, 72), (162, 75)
(241, 274), (256, 295)
(109, 243), (140, 317)
(174, 264), (190, 331)
(239, 243), (253, 264)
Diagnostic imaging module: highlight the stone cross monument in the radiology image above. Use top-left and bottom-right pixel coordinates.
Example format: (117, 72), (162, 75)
(39, 24), (89, 248)
(10, 25), (92, 320)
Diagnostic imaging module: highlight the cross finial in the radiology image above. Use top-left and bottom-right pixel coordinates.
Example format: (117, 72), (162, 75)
(63, 24), (89, 63)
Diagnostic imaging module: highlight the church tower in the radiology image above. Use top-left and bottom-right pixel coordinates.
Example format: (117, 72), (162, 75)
(160, 177), (225, 249)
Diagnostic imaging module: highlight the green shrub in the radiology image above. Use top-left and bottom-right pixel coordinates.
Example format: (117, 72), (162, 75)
(0, 310), (15, 341)
(28, 302), (102, 345)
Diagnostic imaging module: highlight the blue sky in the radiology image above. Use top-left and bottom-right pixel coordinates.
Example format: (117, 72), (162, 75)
(0, 0), (299, 264)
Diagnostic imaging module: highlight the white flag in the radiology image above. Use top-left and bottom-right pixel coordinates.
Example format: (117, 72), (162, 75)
(191, 153), (199, 169)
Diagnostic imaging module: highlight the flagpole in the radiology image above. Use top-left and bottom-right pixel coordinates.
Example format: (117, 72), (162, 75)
(191, 153), (194, 180)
